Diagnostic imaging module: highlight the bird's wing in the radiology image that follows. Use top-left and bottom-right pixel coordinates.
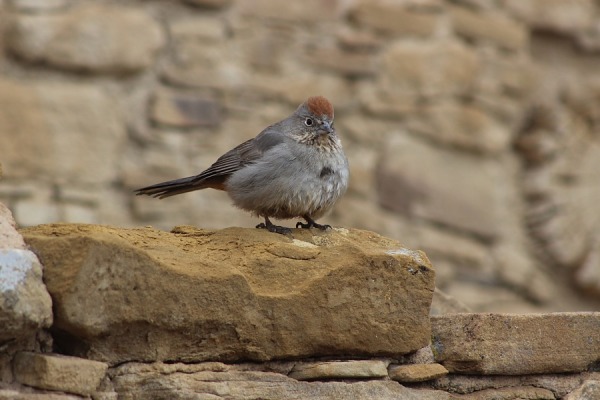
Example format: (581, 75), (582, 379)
(135, 128), (286, 197)
(191, 128), (285, 185)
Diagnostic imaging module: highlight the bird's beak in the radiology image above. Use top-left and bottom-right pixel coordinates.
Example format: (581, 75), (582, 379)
(319, 120), (334, 135)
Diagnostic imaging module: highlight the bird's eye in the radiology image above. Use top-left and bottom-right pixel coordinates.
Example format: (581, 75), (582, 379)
(304, 118), (314, 126)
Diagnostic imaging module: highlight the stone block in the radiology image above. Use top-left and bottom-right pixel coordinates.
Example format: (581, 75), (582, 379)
(183, 0), (232, 9)
(8, 0), (68, 12)
(150, 90), (222, 128)
(503, 0), (595, 36)
(22, 224), (435, 364)
(376, 134), (504, 240)
(380, 40), (480, 98)
(336, 29), (381, 52)
(406, 102), (511, 154)
(308, 46), (376, 78)
(0, 389), (81, 400)
(161, 40), (247, 90)
(450, 6), (528, 51)
(432, 313), (600, 374)
(428, 372), (600, 398)
(350, 1), (440, 37)
(0, 249), (52, 341)
(236, 0), (342, 22)
(112, 362), (452, 399)
(388, 363), (449, 383)
(0, 79), (126, 185)
(7, 3), (165, 73)
(289, 360), (389, 381)
(169, 17), (226, 41)
(13, 352), (108, 396)
(460, 387), (554, 400)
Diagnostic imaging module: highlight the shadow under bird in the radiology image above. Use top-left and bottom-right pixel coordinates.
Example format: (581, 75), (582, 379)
(135, 96), (349, 235)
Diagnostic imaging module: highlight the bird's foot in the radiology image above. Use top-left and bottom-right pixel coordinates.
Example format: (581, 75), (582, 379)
(256, 219), (292, 235)
(296, 217), (331, 231)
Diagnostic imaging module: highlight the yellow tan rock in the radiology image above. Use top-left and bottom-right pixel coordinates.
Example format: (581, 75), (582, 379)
(22, 224), (435, 364)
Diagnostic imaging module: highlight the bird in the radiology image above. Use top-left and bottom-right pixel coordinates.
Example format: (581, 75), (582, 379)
(135, 96), (349, 235)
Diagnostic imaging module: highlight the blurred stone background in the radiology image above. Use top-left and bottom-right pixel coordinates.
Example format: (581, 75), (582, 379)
(0, 0), (599, 313)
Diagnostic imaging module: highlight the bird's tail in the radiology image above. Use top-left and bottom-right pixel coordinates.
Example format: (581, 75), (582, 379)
(134, 176), (211, 199)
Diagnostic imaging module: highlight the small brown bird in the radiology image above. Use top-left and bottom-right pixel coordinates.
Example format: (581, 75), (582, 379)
(135, 96), (349, 235)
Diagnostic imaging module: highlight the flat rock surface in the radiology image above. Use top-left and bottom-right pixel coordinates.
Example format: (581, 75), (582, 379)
(289, 360), (389, 380)
(110, 361), (452, 400)
(21, 224), (434, 364)
(432, 313), (600, 374)
(388, 363), (449, 383)
(7, 3), (164, 73)
(13, 352), (107, 396)
(423, 372), (600, 398)
(0, 390), (81, 400)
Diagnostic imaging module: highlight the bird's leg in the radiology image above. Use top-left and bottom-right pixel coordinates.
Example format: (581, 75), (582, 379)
(256, 216), (292, 235)
(296, 215), (331, 231)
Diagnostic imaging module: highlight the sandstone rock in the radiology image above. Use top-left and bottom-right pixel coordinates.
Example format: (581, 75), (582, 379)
(432, 313), (600, 374)
(22, 224), (434, 364)
(477, 54), (538, 100)
(349, 1), (440, 37)
(0, 389), (81, 400)
(13, 352), (107, 396)
(308, 46), (376, 78)
(161, 39), (247, 90)
(7, 3), (165, 73)
(376, 134), (504, 240)
(150, 90), (222, 128)
(0, 249), (52, 342)
(424, 372), (600, 399)
(565, 380), (600, 400)
(380, 40), (480, 98)
(0, 202), (26, 250)
(236, 0), (342, 22)
(426, 372), (600, 398)
(111, 361), (452, 400)
(336, 29), (381, 52)
(183, 0), (232, 9)
(460, 386), (554, 400)
(450, 6), (528, 51)
(388, 363), (448, 383)
(169, 17), (226, 41)
(515, 102), (600, 298)
(0, 79), (125, 185)
(503, 0), (595, 36)
(8, 0), (69, 12)
(289, 360), (389, 381)
(406, 102), (511, 154)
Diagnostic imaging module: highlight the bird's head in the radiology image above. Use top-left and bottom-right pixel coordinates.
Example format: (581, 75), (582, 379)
(291, 96), (336, 144)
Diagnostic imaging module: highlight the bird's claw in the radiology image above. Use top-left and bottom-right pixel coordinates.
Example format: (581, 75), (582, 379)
(296, 221), (331, 231)
(256, 222), (292, 235)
